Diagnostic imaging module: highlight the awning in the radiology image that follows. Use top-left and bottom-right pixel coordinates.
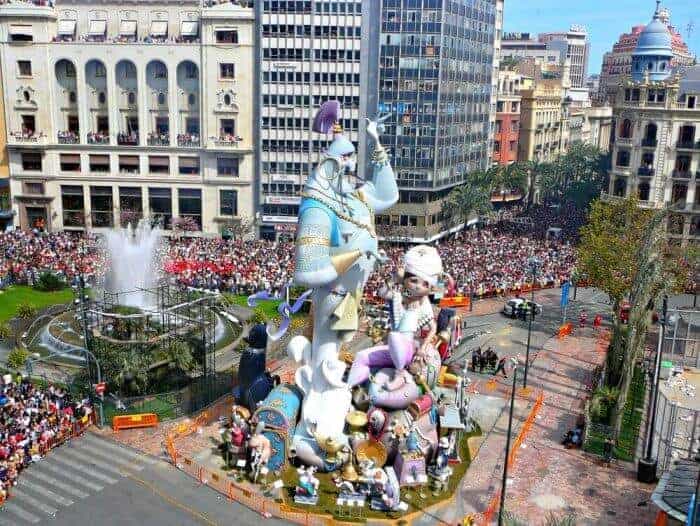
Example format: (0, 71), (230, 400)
(60, 154), (80, 163)
(178, 157), (199, 168)
(180, 21), (199, 37)
(149, 156), (169, 167)
(90, 155), (109, 163)
(119, 156), (139, 166)
(119, 20), (137, 37)
(150, 21), (168, 37)
(88, 20), (107, 36)
(9, 25), (33, 37)
(57, 20), (76, 36)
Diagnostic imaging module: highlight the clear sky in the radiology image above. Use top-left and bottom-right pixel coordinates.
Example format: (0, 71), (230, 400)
(503, 0), (699, 76)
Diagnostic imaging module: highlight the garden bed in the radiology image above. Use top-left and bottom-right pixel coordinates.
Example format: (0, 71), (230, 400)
(584, 365), (645, 461)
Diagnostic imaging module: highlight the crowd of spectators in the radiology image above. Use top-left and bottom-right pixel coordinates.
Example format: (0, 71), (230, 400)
(0, 375), (92, 501)
(0, 207), (578, 300)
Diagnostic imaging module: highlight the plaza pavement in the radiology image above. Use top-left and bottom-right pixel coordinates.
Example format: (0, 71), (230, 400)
(433, 326), (658, 526)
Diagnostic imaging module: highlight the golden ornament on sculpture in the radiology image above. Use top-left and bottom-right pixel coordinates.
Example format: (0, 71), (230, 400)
(355, 439), (388, 467)
(341, 461), (359, 482)
(346, 410), (368, 433)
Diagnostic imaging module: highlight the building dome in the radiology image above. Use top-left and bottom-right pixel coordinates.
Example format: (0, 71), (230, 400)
(634, 18), (673, 57)
(631, 1), (673, 81)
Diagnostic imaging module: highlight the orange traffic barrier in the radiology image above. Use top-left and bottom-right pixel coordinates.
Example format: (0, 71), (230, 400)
(112, 412), (159, 432)
(557, 322), (574, 339)
(439, 296), (471, 309)
(654, 511), (668, 526)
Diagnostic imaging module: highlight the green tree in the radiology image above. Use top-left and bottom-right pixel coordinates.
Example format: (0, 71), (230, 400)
(577, 198), (652, 319)
(7, 348), (29, 370)
(493, 162), (528, 201)
(16, 303), (37, 320)
(578, 197), (691, 436)
(34, 271), (67, 292)
(0, 322), (11, 341)
(166, 339), (195, 372)
(442, 181), (493, 228)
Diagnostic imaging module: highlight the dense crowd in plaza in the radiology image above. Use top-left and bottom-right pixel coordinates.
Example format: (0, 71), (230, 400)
(0, 376), (92, 500)
(0, 205), (578, 299)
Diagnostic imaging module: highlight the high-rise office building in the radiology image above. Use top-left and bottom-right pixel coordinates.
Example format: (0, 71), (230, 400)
(257, 0), (367, 240)
(501, 33), (562, 66)
(538, 26), (590, 89)
(371, 0), (498, 242)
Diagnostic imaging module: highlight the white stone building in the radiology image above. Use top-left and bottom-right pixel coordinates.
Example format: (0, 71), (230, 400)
(0, 0), (255, 235)
(607, 5), (700, 247)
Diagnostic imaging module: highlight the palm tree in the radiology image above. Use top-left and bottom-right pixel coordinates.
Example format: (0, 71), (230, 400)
(495, 162), (528, 202)
(167, 338), (196, 372)
(444, 183), (493, 228)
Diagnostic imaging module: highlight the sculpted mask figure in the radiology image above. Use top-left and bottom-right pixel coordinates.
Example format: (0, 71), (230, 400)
(288, 101), (398, 469)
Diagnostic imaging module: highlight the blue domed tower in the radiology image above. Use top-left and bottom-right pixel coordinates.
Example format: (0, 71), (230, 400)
(631, 1), (673, 82)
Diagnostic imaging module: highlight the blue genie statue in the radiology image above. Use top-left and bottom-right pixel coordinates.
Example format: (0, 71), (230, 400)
(287, 101), (398, 469)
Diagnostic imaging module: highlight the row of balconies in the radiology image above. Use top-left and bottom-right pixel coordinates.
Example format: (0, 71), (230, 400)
(13, 131), (241, 149)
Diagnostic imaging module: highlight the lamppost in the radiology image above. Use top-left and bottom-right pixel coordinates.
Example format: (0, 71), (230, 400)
(637, 295), (669, 483)
(73, 275), (105, 428)
(498, 367), (518, 526)
(523, 257), (541, 389)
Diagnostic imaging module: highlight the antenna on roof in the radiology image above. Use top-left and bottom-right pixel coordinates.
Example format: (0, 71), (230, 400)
(687, 20), (695, 41)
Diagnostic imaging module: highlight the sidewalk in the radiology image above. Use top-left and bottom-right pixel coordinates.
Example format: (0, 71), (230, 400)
(475, 328), (657, 525)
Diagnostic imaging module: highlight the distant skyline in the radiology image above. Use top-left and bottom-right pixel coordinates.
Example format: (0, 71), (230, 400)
(503, 0), (698, 77)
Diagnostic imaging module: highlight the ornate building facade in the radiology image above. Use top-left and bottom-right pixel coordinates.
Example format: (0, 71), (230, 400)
(608, 5), (700, 247)
(598, 5), (693, 104)
(0, 0), (255, 234)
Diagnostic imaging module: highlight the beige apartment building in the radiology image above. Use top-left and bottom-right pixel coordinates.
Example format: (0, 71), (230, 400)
(0, 0), (255, 234)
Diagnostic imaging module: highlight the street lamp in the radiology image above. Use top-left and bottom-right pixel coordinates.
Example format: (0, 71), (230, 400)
(74, 274), (105, 428)
(498, 367), (518, 526)
(637, 295), (669, 483)
(523, 256), (541, 389)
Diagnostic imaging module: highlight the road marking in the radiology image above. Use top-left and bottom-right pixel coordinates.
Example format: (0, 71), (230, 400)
(23, 470), (90, 499)
(49, 455), (118, 485)
(59, 447), (131, 477)
(84, 434), (158, 464)
(72, 441), (145, 471)
(18, 478), (75, 506)
(11, 489), (59, 516)
(123, 472), (219, 526)
(40, 461), (105, 492)
(2, 500), (42, 524)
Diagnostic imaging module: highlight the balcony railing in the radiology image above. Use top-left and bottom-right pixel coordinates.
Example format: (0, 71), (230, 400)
(57, 132), (79, 144)
(212, 135), (242, 147)
(676, 140), (700, 150)
(10, 131), (45, 143)
(117, 132), (139, 146)
(641, 137), (657, 147)
(0, 195), (10, 212)
(147, 134), (170, 146)
(638, 167), (655, 176)
(672, 170), (692, 179)
(87, 132), (110, 144)
(177, 134), (200, 147)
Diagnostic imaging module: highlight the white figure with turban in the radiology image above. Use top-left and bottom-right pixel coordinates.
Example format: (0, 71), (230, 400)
(288, 101), (398, 469)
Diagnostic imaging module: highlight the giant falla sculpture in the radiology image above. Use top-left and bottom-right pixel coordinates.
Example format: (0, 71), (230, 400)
(237, 100), (470, 511)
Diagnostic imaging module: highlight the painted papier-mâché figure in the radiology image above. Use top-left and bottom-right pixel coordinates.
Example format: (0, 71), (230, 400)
(288, 101), (398, 469)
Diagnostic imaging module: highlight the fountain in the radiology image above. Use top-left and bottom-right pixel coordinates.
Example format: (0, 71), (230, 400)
(102, 220), (162, 309)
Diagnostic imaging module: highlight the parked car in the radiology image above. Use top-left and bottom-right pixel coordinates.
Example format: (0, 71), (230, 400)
(503, 298), (543, 317)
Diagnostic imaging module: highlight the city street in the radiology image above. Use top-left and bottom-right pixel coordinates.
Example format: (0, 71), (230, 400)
(0, 433), (280, 526)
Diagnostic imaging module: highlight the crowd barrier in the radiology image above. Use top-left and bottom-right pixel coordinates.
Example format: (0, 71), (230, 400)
(112, 412), (159, 432)
(1, 411), (95, 508)
(477, 390), (545, 526)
